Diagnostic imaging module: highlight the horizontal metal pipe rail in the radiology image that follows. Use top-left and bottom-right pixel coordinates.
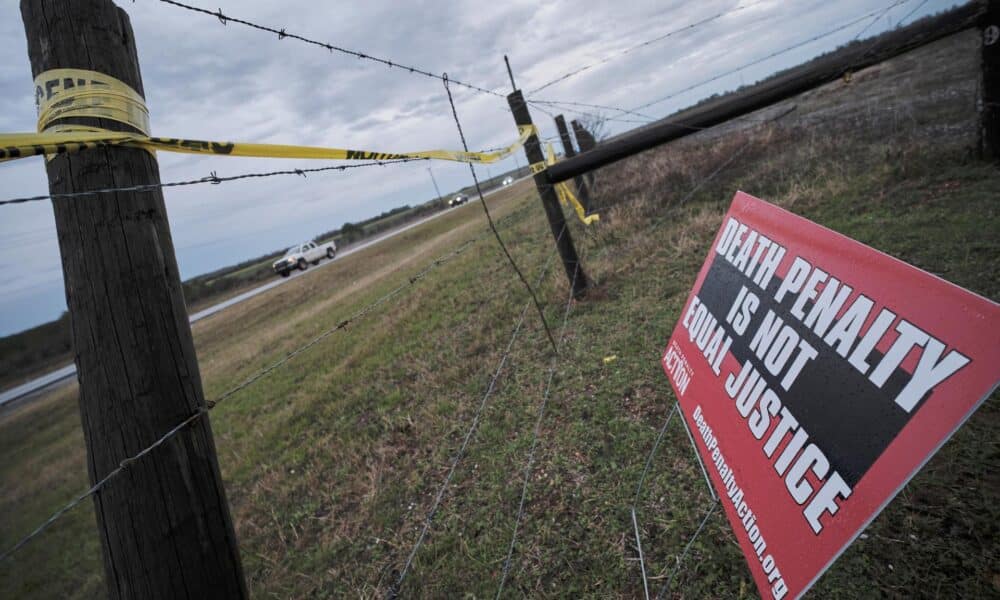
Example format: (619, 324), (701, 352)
(546, 1), (988, 183)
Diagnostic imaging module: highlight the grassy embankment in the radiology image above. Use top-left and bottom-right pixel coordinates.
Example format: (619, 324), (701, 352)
(0, 193), (464, 392)
(1, 122), (997, 599)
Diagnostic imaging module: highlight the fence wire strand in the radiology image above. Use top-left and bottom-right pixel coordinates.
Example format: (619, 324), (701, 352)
(495, 247), (580, 598)
(443, 74), (558, 352)
(157, 0), (504, 98)
(389, 223), (569, 597)
(0, 203), (534, 563)
(526, 0), (767, 94)
(629, 0), (911, 114)
(529, 99), (657, 122)
(0, 159), (424, 207)
(618, 108), (797, 596)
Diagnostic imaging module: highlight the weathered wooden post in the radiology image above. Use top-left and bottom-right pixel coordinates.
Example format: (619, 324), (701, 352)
(571, 119), (598, 189)
(571, 119), (598, 152)
(554, 114), (592, 213)
(508, 90), (588, 298)
(983, 0), (999, 159)
(20, 1), (247, 598)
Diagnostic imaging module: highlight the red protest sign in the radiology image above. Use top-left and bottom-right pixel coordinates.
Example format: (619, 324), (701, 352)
(660, 191), (1000, 599)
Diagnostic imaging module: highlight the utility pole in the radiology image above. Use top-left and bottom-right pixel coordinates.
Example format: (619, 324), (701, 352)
(554, 114), (593, 213)
(506, 85), (588, 297)
(427, 166), (443, 204)
(20, 1), (247, 598)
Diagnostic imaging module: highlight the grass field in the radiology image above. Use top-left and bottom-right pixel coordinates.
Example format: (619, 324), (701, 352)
(1, 116), (998, 599)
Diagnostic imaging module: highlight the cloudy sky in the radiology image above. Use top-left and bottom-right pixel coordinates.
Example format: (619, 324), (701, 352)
(0, 0), (958, 336)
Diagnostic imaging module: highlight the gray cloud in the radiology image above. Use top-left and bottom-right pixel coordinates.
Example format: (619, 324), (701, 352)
(0, 0), (959, 335)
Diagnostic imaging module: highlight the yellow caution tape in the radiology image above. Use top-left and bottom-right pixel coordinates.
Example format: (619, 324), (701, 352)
(0, 68), (536, 165)
(36, 69), (151, 135)
(545, 143), (599, 225)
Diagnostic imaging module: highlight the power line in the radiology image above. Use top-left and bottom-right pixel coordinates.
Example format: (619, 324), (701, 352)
(156, 0), (505, 98)
(0, 159), (424, 207)
(629, 1), (909, 115)
(0, 203), (533, 562)
(527, 0), (768, 94)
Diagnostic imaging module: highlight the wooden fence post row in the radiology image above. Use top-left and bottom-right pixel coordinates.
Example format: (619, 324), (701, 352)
(553, 115), (593, 214)
(507, 91), (589, 298)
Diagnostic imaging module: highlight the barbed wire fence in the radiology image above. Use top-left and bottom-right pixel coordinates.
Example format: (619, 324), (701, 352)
(0, 0), (975, 597)
(156, 0), (506, 99)
(494, 249), (582, 598)
(628, 0), (912, 115)
(385, 221), (571, 598)
(526, 0), (769, 95)
(442, 74), (558, 350)
(0, 199), (537, 562)
(0, 159), (424, 206)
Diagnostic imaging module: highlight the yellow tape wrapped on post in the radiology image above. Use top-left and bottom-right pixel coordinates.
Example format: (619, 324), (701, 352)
(545, 143), (599, 225)
(0, 68), (536, 164)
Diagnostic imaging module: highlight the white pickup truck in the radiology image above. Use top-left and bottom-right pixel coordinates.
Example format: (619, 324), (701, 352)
(272, 240), (337, 277)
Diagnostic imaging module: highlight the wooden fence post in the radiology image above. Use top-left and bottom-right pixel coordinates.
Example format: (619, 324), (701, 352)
(571, 119), (598, 189)
(983, 0), (999, 159)
(507, 91), (588, 298)
(554, 114), (592, 213)
(20, 1), (247, 598)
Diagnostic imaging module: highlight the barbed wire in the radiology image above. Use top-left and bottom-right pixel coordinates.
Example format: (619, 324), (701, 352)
(526, 0), (768, 95)
(530, 0), (920, 144)
(443, 74), (558, 351)
(529, 99), (657, 122)
(584, 106), (794, 218)
(614, 110), (789, 598)
(628, 1), (910, 115)
(0, 201), (535, 563)
(854, 0), (928, 62)
(527, 100), (651, 126)
(495, 251), (581, 598)
(388, 222), (569, 597)
(156, 0), (505, 99)
(851, 0), (906, 42)
(527, 98), (798, 146)
(0, 158), (424, 207)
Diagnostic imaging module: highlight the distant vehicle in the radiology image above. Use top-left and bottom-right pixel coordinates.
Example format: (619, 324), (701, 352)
(272, 240), (337, 277)
(502, 176), (514, 186)
(449, 193), (469, 207)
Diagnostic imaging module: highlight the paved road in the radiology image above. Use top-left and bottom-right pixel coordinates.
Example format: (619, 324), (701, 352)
(0, 181), (524, 409)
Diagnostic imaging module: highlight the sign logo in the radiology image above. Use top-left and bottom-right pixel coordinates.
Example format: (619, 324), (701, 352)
(661, 192), (999, 599)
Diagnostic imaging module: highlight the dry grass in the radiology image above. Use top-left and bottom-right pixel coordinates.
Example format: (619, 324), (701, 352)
(1, 115), (998, 599)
